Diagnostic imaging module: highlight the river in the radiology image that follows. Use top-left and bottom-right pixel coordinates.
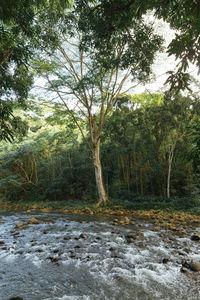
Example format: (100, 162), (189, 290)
(0, 211), (199, 300)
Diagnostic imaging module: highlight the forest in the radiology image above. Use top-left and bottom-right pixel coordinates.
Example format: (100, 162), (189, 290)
(1, 0), (200, 212)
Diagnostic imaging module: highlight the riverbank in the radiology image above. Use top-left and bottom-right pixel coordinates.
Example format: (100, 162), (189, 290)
(0, 199), (200, 235)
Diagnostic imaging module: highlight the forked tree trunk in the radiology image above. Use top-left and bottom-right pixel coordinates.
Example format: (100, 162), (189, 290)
(93, 140), (108, 206)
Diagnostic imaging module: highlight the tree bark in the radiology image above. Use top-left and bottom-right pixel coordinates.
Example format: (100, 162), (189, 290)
(167, 141), (176, 199)
(93, 140), (108, 206)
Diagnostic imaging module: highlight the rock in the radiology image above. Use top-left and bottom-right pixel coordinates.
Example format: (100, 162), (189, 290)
(74, 245), (80, 249)
(191, 234), (200, 241)
(180, 267), (188, 273)
(109, 247), (116, 251)
(15, 222), (24, 228)
(15, 222), (28, 230)
(0, 241), (5, 245)
(189, 260), (200, 272)
(64, 236), (70, 240)
(182, 260), (200, 272)
(162, 258), (169, 264)
(183, 248), (191, 254)
(70, 251), (76, 258)
(119, 217), (130, 225)
(35, 249), (44, 253)
(8, 297), (23, 300)
(53, 249), (59, 253)
(40, 208), (52, 213)
(80, 233), (88, 239)
(28, 217), (39, 224)
(0, 219), (5, 223)
(126, 237), (135, 244)
(47, 256), (59, 263)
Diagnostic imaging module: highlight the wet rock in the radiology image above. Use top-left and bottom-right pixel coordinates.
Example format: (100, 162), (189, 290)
(47, 256), (59, 263)
(109, 247), (116, 251)
(63, 236), (70, 240)
(178, 251), (186, 256)
(111, 253), (121, 259)
(43, 230), (48, 234)
(182, 260), (200, 272)
(0, 219), (5, 223)
(189, 261), (200, 272)
(16, 250), (24, 255)
(8, 297), (23, 300)
(180, 267), (188, 273)
(80, 233), (88, 239)
(95, 236), (102, 240)
(53, 249), (59, 253)
(28, 217), (39, 224)
(125, 232), (136, 243)
(1, 246), (8, 250)
(15, 222), (28, 230)
(0, 241), (5, 245)
(162, 258), (169, 264)
(191, 234), (200, 241)
(119, 217), (130, 225)
(74, 245), (80, 249)
(183, 248), (191, 254)
(13, 232), (20, 237)
(70, 251), (76, 258)
(35, 249), (44, 253)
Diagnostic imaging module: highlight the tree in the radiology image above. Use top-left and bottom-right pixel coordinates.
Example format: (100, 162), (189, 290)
(33, 2), (162, 205)
(0, 0), (72, 141)
(77, 0), (200, 92)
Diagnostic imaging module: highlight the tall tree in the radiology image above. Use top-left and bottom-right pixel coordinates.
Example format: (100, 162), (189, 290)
(33, 2), (162, 205)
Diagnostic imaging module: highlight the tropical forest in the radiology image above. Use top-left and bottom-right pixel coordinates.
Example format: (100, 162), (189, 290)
(1, 1), (200, 299)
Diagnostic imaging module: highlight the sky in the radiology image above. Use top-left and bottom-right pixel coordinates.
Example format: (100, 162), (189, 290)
(32, 15), (200, 101)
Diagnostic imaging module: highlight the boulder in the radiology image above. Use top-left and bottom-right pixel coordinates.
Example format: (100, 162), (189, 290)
(189, 260), (200, 272)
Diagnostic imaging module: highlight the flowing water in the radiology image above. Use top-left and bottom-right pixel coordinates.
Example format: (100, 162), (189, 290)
(0, 211), (200, 300)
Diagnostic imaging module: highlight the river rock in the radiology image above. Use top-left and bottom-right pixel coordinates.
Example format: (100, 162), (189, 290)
(8, 297), (23, 300)
(182, 260), (200, 272)
(162, 258), (169, 264)
(80, 232), (88, 239)
(191, 234), (200, 241)
(0, 219), (5, 223)
(119, 217), (130, 225)
(0, 241), (5, 245)
(28, 217), (39, 224)
(189, 260), (200, 272)
(125, 233), (136, 243)
(15, 222), (28, 230)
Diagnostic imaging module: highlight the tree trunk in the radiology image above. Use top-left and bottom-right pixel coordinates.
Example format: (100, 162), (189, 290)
(93, 140), (108, 206)
(167, 142), (176, 199)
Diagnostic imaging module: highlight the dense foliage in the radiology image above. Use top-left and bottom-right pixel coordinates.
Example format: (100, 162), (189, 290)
(0, 93), (199, 210)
